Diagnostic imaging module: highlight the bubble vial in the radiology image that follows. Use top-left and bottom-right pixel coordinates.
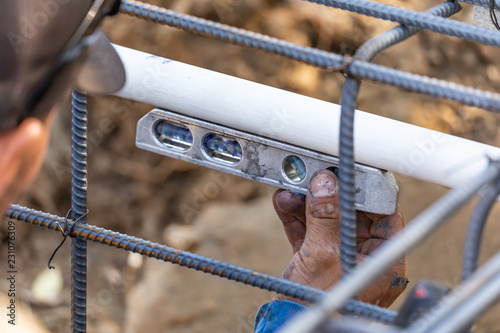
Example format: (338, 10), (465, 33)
(283, 155), (307, 183)
(154, 120), (193, 151)
(203, 133), (243, 164)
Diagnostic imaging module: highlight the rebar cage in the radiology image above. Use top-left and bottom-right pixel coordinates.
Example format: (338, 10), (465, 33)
(5, 0), (500, 332)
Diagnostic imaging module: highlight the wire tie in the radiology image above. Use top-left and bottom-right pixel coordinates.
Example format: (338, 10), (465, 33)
(341, 56), (367, 79)
(47, 209), (89, 269)
(327, 56), (354, 78)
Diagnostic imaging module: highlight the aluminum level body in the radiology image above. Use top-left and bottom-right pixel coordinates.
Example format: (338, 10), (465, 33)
(112, 45), (500, 189)
(137, 109), (398, 214)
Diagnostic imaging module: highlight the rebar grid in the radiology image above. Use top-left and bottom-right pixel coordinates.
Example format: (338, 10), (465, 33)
(3, 1), (500, 332)
(119, 0), (500, 112)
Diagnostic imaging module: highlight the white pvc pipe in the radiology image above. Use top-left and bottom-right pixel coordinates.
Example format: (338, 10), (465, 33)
(112, 44), (500, 190)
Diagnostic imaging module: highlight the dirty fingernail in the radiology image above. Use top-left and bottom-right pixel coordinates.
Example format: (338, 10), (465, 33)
(277, 191), (305, 202)
(310, 173), (337, 197)
(276, 191), (305, 213)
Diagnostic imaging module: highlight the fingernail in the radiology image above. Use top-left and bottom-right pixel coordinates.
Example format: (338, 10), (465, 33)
(276, 191), (292, 207)
(276, 191), (305, 213)
(310, 173), (337, 197)
(277, 191), (305, 202)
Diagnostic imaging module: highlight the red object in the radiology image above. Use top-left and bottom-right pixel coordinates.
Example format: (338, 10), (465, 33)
(414, 286), (429, 299)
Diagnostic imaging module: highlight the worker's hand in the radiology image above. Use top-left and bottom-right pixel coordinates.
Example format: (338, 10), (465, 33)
(272, 169), (407, 308)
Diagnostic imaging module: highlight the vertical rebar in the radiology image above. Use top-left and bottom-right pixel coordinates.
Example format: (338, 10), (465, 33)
(462, 175), (500, 282)
(338, 1), (461, 279)
(338, 77), (361, 278)
(71, 90), (88, 332)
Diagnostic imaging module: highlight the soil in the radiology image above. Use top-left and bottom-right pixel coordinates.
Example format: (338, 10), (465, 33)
(1, 0), (500, 332)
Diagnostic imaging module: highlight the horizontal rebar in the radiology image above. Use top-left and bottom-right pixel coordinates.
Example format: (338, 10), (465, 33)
(119, 0), (500, 113)
(304, 0), (500, 47)
(5, 204), (397, 324)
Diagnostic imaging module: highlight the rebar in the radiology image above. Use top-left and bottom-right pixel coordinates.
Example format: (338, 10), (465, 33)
(5, 204), (397, 325)
(491, 0), (500, 30)
(119, 0), (500, 113)
(458, 172), (500, 332)
(338, 1), (461, 278)
(462, 175), (500, 281)
(70, 90), (88, 332)
(354, 2), (462, 61)
(426, 274), (500, 333)
(407, 248), (500, 333)
(338, 77), (360, 278)
(304, 0), (500, 47)
(5, 1), (500, 332)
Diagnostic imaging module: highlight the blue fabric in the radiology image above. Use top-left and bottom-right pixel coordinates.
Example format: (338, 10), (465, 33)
(254, 300), (307, 332)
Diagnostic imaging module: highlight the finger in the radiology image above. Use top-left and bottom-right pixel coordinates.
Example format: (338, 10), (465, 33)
(273, 190), (307, 253)
(357, 207), (408, 307)
(358, 252), (408, 307)
(356, 207), (405, 256)
(274, 190), (306, 223)
(356, 210), (372, 242)
(366, 206), (406, 240)
(382, 254), (408, 307)
(305, 170), (340, 244)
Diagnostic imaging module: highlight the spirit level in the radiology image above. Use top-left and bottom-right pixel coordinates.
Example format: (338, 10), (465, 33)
(136, 109), (399, 215)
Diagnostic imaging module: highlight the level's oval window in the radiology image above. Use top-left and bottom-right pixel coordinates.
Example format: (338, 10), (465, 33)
(154, 120), (193, 151)
(203, 133), (242, 164)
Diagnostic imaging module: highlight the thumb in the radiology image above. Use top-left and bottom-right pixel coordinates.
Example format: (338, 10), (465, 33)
(305, 170), (341, 245)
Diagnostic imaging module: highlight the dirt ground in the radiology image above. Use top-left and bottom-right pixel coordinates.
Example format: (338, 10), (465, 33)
(1, 0), (500, 332)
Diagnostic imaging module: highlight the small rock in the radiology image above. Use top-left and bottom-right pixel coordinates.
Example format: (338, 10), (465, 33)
(31, 269), (63, 304)
(163, 224), (202, 251)
(487, 65), (500, 85)
(127, 252), (144, 270)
